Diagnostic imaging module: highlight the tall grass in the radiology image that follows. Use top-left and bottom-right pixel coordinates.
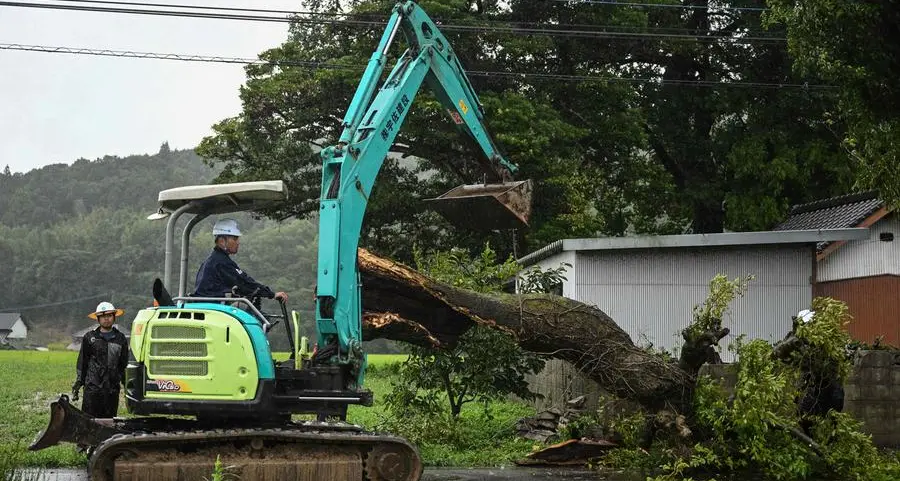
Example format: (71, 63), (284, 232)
(0, 444), (44, 481)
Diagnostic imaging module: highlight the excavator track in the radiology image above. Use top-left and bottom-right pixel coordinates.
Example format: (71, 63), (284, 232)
(89, 423), (422, 481)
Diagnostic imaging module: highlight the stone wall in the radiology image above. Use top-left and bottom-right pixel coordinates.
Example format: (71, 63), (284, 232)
(843, 350), (900, 447)
(527, 350), (900, 447)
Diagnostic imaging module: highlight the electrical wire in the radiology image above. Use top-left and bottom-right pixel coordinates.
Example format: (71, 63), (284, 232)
(0, 1), (787, 43)
(0, 292), (110, 312)
(549, 0), (769, 11)
(49, 0), (781, 35)
(0, 42), (834, 89)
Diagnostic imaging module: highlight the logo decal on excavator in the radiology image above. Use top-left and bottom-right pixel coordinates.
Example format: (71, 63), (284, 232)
(458, 99), (469, 114)
(380, 94), (411, 141)
(448, 110), (464, 125)
(152, 379), (191, 393)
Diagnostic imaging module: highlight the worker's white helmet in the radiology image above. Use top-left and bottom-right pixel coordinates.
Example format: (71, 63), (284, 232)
(89, 301), (124, 319)
(213, 218), (241, 237)
(796, 309), (815, 324)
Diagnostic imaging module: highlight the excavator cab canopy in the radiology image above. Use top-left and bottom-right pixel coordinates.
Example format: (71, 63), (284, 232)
(149, 180), (288, 297)
(156, 180), (287, 215)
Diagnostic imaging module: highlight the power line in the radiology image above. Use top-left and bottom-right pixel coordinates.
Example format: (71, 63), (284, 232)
(550, 0), (769, 11)
(0, 1), (786, 42)
(0, 292), (109, 312)
(52, 0), (349, 17)
(51, 0), (784, 36)
(0, 42), (834, 89)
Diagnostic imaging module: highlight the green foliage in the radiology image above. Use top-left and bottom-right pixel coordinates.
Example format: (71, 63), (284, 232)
(373, 398), (537, 467)
(0, 152), (333, 350)
(384, 243), (545, 418)
(517, 262), (570, 295)
(196, 0), (858, 259)
(766, 1), (900, 206)
(206, 455), (237, 481)
(0, 444), (42, 481)
(687, 274), (754, 338)
(413, 243), (520, 294)
(0, 352), (92, 467)
(649, 314), (900, 481)
(793, 297), (853, 381)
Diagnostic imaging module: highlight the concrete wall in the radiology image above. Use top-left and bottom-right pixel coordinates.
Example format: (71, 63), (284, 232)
(528, 351), (900, 447)
(843, 350), (900, 447)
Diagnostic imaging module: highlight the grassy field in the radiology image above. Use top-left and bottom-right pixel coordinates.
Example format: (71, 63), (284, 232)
(0, 351), (535, 468)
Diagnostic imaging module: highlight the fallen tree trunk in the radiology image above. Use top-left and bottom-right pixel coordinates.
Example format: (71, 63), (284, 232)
(357, 249), (725, 413)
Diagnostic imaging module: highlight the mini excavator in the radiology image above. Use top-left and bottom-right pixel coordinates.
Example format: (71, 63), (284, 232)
(30, 2), (532, 480)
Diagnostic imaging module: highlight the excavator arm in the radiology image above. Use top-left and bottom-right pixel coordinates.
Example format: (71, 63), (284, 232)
(315, 0), (529, 382)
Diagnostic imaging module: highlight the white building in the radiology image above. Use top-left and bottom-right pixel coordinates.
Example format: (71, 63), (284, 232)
(517, 229), (868, 360)
(0, 313), (28, 344)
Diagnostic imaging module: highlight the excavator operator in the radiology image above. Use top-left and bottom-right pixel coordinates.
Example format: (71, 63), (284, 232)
(191, 219), (288, 303)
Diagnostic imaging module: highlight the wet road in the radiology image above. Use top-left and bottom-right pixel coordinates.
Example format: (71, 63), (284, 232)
(27, 466), (633, 481)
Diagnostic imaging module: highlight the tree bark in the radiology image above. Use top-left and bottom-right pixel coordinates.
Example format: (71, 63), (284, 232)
(357, 249), (724, 413)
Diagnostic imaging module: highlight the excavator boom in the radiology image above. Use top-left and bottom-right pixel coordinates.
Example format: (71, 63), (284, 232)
(315, 0), (532, 379)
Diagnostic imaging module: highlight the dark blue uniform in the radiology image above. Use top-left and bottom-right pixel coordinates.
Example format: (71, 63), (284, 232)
(192, 246), (276, 298)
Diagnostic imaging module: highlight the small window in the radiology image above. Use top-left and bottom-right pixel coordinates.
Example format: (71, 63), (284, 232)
(179, 311), (192, 319)
(158, 312), (169, 319)
(880, 232), (894, 242)
(193, 312), (205, 320)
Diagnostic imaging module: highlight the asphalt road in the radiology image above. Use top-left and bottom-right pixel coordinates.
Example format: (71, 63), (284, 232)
(26, 466), (632, 481)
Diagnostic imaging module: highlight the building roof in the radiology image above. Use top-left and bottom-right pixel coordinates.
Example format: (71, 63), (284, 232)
(517, 228), (870, 267)
(773, 191), (887, 252)
(0, 313), (22, 331)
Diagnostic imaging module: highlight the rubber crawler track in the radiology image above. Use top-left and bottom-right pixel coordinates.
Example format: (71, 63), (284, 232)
(89, 423), (423, 481)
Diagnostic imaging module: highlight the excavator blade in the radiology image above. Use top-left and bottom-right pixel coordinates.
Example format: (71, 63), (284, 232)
(29, 394), (124, 451)
(426, 179), (532, 231)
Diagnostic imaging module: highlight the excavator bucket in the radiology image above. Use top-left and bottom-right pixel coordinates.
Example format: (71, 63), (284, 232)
(426, 179), (533, 230)
(30, 394), (124, 451)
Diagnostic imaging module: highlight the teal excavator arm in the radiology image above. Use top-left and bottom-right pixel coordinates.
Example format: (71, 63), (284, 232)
(314, 1), (527, 386)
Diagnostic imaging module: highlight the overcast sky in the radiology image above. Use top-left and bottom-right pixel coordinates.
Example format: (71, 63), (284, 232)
(0, 1), (295, 173)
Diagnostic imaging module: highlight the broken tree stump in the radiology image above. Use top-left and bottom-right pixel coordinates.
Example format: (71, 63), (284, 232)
(356, 249), (719, 413)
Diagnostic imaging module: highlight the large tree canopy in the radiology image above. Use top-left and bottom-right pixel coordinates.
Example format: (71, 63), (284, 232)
(766, 0), (900, 206)
(197, 0), (858, 261)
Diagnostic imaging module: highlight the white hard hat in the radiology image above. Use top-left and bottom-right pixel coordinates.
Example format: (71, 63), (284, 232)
(89, 301), (124, 319)
(796, 309), (815, 323)
(213, 219), (241, 237)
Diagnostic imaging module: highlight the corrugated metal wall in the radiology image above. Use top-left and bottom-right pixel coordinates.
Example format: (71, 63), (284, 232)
(818, 214), (900, 282)
(573, 245), (814, 360)
(814, 275), (900, 346)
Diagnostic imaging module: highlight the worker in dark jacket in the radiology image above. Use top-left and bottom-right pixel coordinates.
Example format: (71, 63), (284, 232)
(192, 219), (288, 303)
(72, 302), (129, 418)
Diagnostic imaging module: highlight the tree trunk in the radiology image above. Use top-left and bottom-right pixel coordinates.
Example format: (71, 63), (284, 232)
(357, 249), (725, 413)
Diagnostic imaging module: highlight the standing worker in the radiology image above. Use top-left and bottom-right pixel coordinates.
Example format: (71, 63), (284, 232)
(72, 302), (129, 418)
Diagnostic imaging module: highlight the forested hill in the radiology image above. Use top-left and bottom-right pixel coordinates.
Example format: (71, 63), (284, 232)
(0, 145), (320, 347)
(0, 144), (213, 227)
